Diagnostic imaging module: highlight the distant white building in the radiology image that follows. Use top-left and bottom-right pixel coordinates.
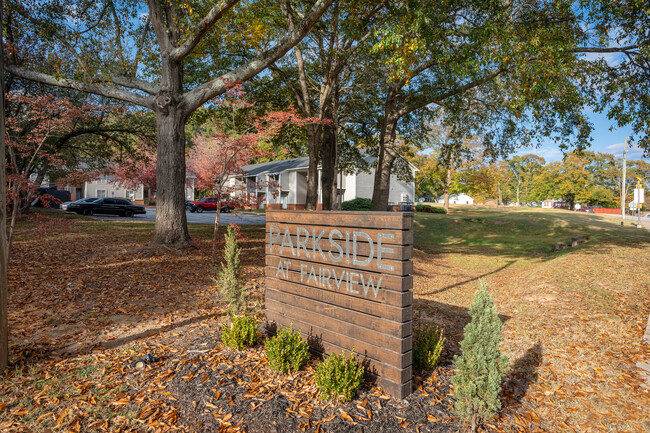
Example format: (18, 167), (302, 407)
(435, 193), (474, 205)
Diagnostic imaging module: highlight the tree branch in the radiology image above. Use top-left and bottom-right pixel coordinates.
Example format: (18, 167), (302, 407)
(146, 0), (171, 52)
(399, 67), (506, 118)
(573, 44), (640, 54)
(183, 0), (334, 115)
(170, 0), (241, 61)
(5, 65), (155, 109)
(89, 75), (160, 95)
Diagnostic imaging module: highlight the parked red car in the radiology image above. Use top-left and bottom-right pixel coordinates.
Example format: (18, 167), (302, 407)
(187, 197), (234, 213)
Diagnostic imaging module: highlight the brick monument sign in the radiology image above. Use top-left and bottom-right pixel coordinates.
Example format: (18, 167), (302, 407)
(265, 210), (414, 398)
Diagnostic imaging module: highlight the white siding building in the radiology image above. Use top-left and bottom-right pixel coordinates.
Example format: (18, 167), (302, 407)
(234, 156), (416, 209)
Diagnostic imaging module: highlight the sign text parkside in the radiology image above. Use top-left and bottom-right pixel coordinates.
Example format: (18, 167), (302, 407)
(268, 225), (396, 297)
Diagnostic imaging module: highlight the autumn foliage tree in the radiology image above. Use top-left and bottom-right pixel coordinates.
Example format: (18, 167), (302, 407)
(4, 93), (99, 261)
(110, 148), (158, 203)
(6, 0), (333, 246)
(188, 86), (315, 262)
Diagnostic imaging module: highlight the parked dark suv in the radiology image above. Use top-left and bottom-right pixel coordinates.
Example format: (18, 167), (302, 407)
(67, 198), (146, 217)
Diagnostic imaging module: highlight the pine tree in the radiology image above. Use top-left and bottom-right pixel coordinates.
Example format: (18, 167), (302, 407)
(452, 281), (510, 432)
(215, 225), (245, 315)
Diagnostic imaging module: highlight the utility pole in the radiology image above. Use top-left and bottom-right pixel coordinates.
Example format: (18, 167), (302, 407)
(621, 137), (629, 227)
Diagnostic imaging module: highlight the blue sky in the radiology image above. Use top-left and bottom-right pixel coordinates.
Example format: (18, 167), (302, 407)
(514, 110), (647, 162)
(515, 50), (649, 163)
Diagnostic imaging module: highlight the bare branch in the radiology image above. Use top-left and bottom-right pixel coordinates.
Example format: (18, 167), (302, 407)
(90, 75), (160, 95)
(5, 65), (155, 109)
(170, 0), (241, 61)
(573, 44), (640, 54)
(399, 67), (506, 117)
(183, 0), (334, 115)
(146, 0), (171, 52)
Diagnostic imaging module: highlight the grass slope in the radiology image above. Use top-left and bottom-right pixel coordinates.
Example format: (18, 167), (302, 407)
(413, 207), (650, 432)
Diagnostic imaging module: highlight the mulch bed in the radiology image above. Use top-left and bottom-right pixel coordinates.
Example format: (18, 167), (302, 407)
(120, 326), (461, 433)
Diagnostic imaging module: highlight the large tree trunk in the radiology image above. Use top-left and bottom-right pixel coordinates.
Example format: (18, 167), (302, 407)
(320, 115), (336, 210)
(152, 58), (190, 245)
(0, 0), (9, 369)
(516, 181), (520, 206)
(305, 125), (322, 210)
(443, 165), (452, 211)
(371, 110), (399, 211)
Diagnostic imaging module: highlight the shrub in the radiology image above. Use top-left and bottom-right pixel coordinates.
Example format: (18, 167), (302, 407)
(215, 224), (245, 314)
(413, 322), (445, 370)
(452, 282), (509, 433)
(221, 315), (258, 350)
(415, 204), (447, 214)
(265, 326), (310, 374)
(315, 351), (365, 402)
(341, 197), (372, 211)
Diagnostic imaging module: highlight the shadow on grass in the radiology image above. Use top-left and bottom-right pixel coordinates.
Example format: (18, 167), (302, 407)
(10, 314), (219, 366)
(418, 260), (517, 296)
(413, 299), (511, 356)
(501, 342), (543, 410)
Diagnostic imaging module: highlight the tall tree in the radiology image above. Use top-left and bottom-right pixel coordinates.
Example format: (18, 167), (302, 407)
(271, 0), (382, 209)
(6, 0), (333, 245)
(365, 0), (633, 210)
(0, 0), (9, 371)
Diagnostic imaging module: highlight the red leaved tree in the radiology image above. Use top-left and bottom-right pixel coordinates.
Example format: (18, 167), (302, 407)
(188, 85), (319, 262)
(4, 93), (93, 263)
(110, 147), (158, 204)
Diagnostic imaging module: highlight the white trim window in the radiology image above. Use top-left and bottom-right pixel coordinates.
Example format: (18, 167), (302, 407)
(97, 189), (107, 198)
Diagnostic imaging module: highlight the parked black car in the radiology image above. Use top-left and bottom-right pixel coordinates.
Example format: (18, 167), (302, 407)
(67, 198), (146, 217)
(61, 197), (98, 211)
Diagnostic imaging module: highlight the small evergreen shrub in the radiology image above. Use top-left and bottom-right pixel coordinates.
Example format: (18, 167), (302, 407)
(221, 315), (258, 350)
(452, 282), (510, 433)
(315, 351), (365, 402)
(215, 224), (245, 314)
(413, 322), (445, 370)
(415, 204), (447, 214)
(265, 326), (310, 374)
(341, 197), (372, 211)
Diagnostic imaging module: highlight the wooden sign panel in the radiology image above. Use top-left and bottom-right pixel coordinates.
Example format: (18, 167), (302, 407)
(265, 210), (414, 399)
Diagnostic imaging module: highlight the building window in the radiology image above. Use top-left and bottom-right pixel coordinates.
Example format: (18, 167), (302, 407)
(126, 190), (135, 201)
(97, 189), (107, 198)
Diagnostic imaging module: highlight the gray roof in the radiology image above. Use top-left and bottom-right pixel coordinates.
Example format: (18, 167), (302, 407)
(240, 156), (309, 176)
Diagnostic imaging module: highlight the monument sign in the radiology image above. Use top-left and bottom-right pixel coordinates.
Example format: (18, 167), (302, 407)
(265, 210), (414, 398)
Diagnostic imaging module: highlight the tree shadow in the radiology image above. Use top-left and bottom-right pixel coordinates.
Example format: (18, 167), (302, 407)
(501, 342), (543, 410)
(418, 260), (517, 296)
(413, 299), (511, 357)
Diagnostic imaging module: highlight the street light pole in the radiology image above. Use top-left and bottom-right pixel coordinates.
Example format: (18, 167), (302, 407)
(621, 137), (629, 227)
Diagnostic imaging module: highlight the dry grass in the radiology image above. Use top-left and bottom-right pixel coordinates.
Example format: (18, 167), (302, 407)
(413, 207), (650, 432)
(1, 208), (649, 432)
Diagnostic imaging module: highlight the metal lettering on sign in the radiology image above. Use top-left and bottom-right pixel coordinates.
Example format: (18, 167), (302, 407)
(265, 210), (414, 399)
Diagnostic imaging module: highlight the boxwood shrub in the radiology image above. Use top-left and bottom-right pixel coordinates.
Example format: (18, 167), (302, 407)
(341, 198), (372, 211)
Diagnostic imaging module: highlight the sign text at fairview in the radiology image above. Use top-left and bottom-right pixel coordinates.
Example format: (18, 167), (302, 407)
(265, 210), (414, 399)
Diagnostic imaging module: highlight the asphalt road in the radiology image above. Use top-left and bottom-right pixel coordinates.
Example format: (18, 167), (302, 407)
(88, 208), (267, 225)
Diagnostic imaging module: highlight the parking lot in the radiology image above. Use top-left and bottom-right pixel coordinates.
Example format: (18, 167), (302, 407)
(84, 208), (267, 225)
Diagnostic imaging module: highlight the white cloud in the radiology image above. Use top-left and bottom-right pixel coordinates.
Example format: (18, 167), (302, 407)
(514, 145), (563, 162)
(605, 141), (647, 160)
